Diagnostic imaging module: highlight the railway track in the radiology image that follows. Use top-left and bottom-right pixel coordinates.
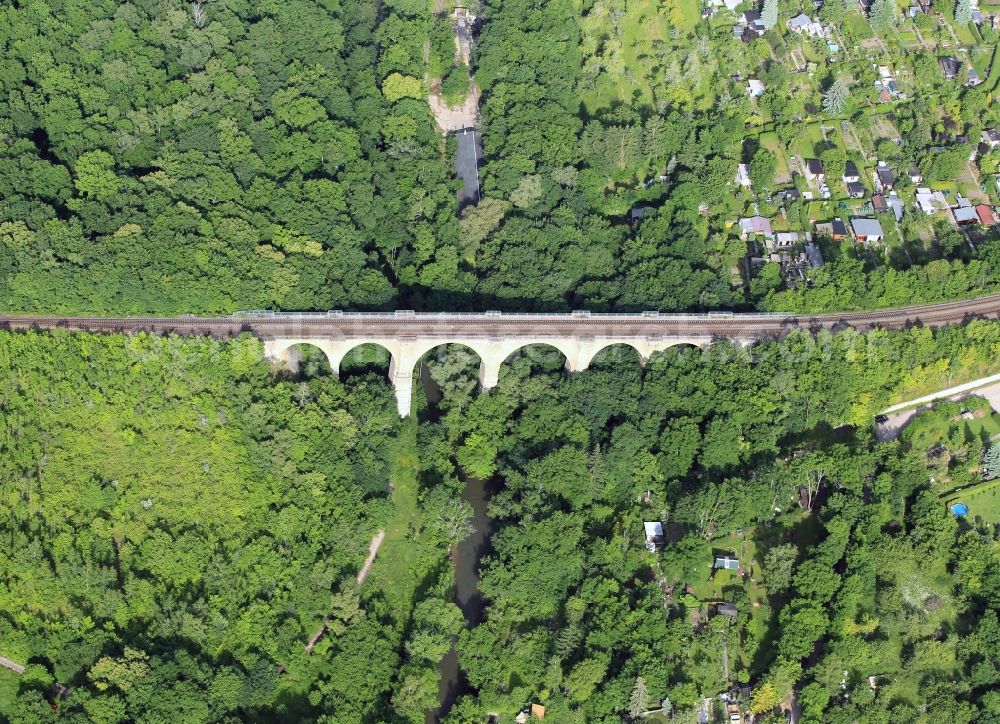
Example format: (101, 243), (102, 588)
(2, 292), (1000, 340)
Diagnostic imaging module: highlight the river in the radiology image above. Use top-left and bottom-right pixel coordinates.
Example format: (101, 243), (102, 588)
(420, 364), (499, 722)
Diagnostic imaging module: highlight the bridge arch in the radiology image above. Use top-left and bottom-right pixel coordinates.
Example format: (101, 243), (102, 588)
(412, 342), (486, 410)
(262, 339), (341, 373)
(338, 341), (395, 379)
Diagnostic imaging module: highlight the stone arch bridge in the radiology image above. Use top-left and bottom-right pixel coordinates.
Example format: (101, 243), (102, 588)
(263, 326), (717, 417)
(3, 293), (1000, 416)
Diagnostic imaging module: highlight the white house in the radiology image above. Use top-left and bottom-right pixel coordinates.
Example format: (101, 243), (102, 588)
(644, 521), (665, 552)
(747, 78), (766, 97)
(915, 187), (950, 214)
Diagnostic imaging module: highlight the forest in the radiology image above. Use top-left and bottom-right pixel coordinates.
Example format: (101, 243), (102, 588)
(5, 0), (1000, 721)
(4, 0), (1000, 315)
(3, 320), (1000, 721)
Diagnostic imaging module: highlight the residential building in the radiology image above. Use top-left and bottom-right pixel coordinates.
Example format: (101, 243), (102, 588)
(850, 217), (884, 242)
(976, 205), (998, 227)
(643, 521), (664, 552)
(915, 188), (949, 214)
(843, 161), (860, 183)
(886, 194), (904, 222)
(832, 217), (848, 240)
(874, 162), (895, 192)
(982, 129), (1000, 150)
(872, 194), (888, 213)
(804, 158), (825, 183)
(805, 242), (824, 267)
(717, 602), (739, 617)
(954, 206), (979, 226)
(788, 13), (811, 31)
(747, 78), (766, 97)
(739, 215), (773, 237)
(768, 231), (802, 251)
(939, 56), (961, 80)
(847, 182), (866, 198)
(714, 556), (740, 570)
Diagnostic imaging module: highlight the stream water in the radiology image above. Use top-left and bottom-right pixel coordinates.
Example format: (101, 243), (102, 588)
(420, 365), (499, 722)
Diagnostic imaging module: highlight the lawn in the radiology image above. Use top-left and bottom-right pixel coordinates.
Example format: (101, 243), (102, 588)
(952, 20), (979, 47)
(903, 398), (1000, 451)
(796, 122), (829, 160)
(957, 483), (1000, 524)
(844, 12), (875, 40)
(985, 44), (1000, 91)
(760, 132), (791, 183)
(366, 421), (423, 611)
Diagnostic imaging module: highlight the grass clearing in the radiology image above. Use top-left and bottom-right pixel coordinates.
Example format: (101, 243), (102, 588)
(959, 484), (1000, 524)
(760, 131), (791, 183)
(367, 421), (424, 612)
(844, 12), (875, 40)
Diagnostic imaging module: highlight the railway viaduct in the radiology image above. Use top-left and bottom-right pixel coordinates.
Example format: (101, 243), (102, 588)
(4, 292), (1000, 416)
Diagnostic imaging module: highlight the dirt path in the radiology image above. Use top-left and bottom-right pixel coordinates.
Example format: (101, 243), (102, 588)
(428, 83), (480, 132)
(427, 8), (479, 132)
(356, 529), (385, 585)
(304, 529), (386, 652)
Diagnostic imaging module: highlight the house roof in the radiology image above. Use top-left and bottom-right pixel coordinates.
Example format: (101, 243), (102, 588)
(717, 602), (739, 616)
(939, 56), (960, 77)
(644, 521), (664, 539)
(851, 217), (884, 237)
(977, 205), (998, 226)
(984, 129), (1000, 144)
(832, 218), (848, 235)
(844, 161), (860, 178)
(714, 556), (740, 570)
(806, 158), (824, 174)
(740, 216), (773, 235)
(805, 242), (824, 267)
(916, 188), (949, 212)
(954, 206), (979, 223)
(876, 165), (895, 184)
(847, 182), (867, 196)
(872, 194), (888, 211)
(789, 12), (811, 27)
(886, 194), (904, 221)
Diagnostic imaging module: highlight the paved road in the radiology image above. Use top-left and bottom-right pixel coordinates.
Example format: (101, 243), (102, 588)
(455, 128), (481, 209)
(2, 292), (1000, 340)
